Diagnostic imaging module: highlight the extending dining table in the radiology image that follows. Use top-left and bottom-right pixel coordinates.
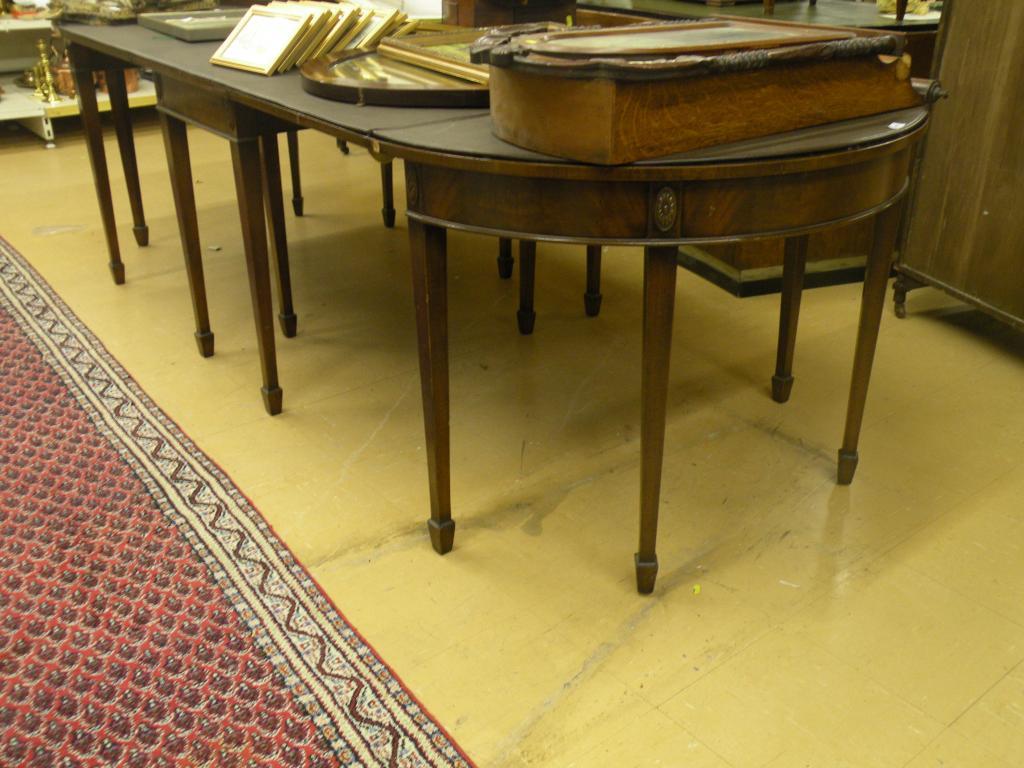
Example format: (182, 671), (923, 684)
(63, 22), (929, 592)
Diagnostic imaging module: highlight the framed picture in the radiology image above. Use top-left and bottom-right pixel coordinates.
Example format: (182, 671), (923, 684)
(377, 29), (491, 85)
(273, 5), (334, 72)
(349, 9), (402, 51)
(210, 6), (311, 75)
(309, 4), (360, 59)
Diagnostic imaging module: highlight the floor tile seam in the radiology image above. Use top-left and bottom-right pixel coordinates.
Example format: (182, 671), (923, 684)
(798, 550), (1024, 719)
(780, 476), (980, 606)
(672, 541), (840, 624)
(570, 714), (738, 768)
(879, 464), (1024, 630)
(194, 367), (422, 443)
(757, 471), (835, 527)
(859, 511), (961, 567)
(495, 695), (663, 768)
(318, 461), (607, 554)
(857, 381), (938, 431)
(173, 407), (274, 446)
(302, 519), (429, 571)
(896, 558), (1024, 633)
(647, 622), (780, 710)
(777, 627), (948, 732)
(676, 726), (738, 768)
(267, 474), (412, 520)
(478, 570), (750, 747)
(715, 401), (838, 467)
(652, 625), (873, 766)
(963, 460), (1024, 500)
(780, 541), (921, 623)
(945, 655), (1024, 732)
(479, 631), (643, 765)
(897, 315), (1023, 371)
(898, 728), (947, 768)
(441, 438), (642, 529)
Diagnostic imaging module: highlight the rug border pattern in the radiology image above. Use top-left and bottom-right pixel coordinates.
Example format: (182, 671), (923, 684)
(0, 237), (473, 768)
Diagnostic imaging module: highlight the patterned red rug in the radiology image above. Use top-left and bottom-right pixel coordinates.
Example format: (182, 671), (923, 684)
(0, 237), (472, 768)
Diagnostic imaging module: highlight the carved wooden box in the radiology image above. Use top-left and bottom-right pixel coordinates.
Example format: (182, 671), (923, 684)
(474, 20), (922, 164)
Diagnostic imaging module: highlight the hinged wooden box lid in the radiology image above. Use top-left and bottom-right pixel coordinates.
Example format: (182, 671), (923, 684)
(473, 19), (922, 164)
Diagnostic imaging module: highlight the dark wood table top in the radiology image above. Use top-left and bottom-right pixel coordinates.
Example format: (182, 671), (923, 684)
(60, 23), (489, 140)
(580, 0), (941, 29)
(61, 21), (928, 170)
(374, 108), (928, 166)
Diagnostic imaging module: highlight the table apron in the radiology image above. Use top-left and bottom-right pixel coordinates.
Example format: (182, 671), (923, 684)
(404, 147), (913, 243)
(156, 75), (297, 140)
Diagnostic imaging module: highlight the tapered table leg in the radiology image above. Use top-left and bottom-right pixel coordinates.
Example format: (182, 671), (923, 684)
(105, 68), (148, 247)
(286, 130), (303, 217)
(517, 240), (537, 335)
(159, 111), (214, 358)
(584, 245), (603, 317)
(497, 238), (514, 279)
(260, 134), (297, 338)
(70, 52), (123, 285)
(637, 245), (678, 594)
(409, 220), (454, 554)
(772, 234), (808, 403)
(838, 204), (902, 484)
(231, 138), (282, 416)
(380, 161), (396, 228)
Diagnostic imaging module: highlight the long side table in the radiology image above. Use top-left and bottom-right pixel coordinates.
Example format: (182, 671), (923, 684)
(62, 24), (929, 592)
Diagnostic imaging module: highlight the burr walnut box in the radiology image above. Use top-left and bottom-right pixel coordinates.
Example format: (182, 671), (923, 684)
(473, 19), (922, 164)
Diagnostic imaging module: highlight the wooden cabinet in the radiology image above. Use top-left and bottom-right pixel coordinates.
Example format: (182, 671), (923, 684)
(896, 0), (1024, 329)
(442, 0), (575, 27)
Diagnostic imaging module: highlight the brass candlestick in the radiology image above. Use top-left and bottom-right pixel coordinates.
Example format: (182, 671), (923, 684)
(33, 39), (60, 104)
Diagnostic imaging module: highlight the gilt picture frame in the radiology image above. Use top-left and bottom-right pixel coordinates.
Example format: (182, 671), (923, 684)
(210, 6), (311, 75)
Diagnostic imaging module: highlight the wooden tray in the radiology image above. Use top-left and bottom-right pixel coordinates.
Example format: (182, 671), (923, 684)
(138, 9), (247, 42)
(300, 50), (488, 107)
(475, 19), (923, 164)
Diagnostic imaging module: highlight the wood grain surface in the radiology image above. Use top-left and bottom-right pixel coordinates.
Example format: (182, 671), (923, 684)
(901, 0), (1024, 326)
(490, 56), (920, 164)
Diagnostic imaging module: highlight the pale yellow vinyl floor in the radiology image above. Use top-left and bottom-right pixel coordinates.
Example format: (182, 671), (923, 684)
(2, 113), (1023, 767)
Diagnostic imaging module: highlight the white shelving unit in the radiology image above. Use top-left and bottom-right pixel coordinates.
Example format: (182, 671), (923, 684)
(0, 17), (51, 71)
(1, 16), (156, 144)
(0, 73), (156, 143)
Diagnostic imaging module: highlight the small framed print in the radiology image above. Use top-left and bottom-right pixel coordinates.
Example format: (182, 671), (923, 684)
(211, 6), (311, 75)
(349, 9), (402, 51)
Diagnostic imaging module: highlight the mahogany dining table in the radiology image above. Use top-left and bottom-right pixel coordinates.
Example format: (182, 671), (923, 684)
(63, 22), (929, 592)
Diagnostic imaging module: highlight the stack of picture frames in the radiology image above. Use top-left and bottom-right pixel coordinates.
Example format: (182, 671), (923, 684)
(212, 1), (418, 76)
